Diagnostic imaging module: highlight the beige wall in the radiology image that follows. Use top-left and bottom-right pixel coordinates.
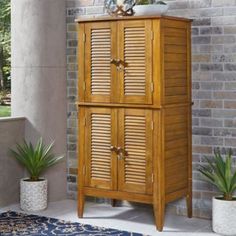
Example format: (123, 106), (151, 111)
(0, 118), (25, 207)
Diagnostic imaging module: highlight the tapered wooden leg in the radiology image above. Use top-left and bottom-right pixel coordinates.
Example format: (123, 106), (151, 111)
(111, 199), (116, 207)
(153, 203), (165, 232)
(78, 190), (84, 218)
(186, 194), (192, 218)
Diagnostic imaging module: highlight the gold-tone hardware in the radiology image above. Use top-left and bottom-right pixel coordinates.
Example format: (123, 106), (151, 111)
(151, 121), (154, 130)
(117, 65), (125, 72)
(117, 147), (128, 161)
(110, 59), (122, 66)
(110, 58), (117, 64)
(110, 145), (120, 155)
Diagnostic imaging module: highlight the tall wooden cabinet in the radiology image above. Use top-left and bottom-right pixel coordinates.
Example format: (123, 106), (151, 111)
(76, 15), (192, 231)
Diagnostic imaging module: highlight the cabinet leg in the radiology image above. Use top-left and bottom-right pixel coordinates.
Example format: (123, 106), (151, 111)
(186, 194), (192, 218)
(153, 203), (165, 232)
(111, 199), (116, 207)
(78, 191), (84, 218)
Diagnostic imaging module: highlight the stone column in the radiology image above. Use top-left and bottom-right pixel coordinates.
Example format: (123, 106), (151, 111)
(11, 0), (67, 201)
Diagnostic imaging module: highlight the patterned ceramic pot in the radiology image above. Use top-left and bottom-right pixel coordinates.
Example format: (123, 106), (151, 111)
(20, 178), (47, 211)
(213, 197), (236, 235)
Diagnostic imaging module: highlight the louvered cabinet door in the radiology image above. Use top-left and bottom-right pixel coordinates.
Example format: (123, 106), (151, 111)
(118, 109), (153, 194)
(84, 107), (117, 190)
(84, 22), (117, 103)
(118, 20), (153, 104)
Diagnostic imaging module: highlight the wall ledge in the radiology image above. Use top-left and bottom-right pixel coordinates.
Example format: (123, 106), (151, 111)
(0, 117), (26, 122)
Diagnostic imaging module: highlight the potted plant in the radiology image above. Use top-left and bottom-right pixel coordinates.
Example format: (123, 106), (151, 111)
(199, 149), (236, 235)
(134, 0), (168, 16)
(10, 138), (64, 212)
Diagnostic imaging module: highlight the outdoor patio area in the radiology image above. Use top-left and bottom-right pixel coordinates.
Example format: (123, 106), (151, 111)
(1, 0), (236, 235)
(1, 200), (214, 236)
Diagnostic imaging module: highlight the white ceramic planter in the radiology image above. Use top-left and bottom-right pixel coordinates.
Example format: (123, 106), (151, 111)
(133, 4), (169, 16)
(20, 178), (47, 211)
(213, 197), (236, 235)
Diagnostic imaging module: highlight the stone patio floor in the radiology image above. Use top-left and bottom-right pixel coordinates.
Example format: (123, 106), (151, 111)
(1, 200), (217, 235)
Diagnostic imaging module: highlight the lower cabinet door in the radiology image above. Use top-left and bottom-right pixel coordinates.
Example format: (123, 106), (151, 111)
(118, 109), (153, 194)
(84, 107), (118, 190)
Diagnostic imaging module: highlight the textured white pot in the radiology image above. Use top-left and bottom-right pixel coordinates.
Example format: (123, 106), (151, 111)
(133, 4), (169, 16)
(20, 178), (47, 211)
(213, 197), (236, 235)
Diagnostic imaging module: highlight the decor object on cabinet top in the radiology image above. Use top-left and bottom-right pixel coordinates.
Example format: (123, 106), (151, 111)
(104, 0), (136, 16)
(10, 138), (64, 212)
(134, 0), (168, 15)
(199, 148), (236, 236)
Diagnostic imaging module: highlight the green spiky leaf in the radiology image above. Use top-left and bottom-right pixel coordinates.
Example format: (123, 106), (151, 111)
(10, 138), (64, 181)
(199, 149), (236, 201)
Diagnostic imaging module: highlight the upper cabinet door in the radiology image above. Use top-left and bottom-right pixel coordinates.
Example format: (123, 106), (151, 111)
(84, 22), (117, 103)
(118, 20), (153, 104)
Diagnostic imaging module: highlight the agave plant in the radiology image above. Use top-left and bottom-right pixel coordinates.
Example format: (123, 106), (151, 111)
(199, 149), (236, 200)
(10, 138), (64, 181)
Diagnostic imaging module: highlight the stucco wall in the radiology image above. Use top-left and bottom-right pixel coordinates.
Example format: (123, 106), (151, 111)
(11, 0), (67, 202)
(0, 118), (25, 207)
(66, 0), (236, 218)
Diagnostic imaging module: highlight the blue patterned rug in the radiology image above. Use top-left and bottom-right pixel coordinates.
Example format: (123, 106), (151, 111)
(0, 211), (145, 236)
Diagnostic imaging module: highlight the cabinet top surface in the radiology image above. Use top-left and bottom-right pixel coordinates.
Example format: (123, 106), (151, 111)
(75, 15), (192, 23)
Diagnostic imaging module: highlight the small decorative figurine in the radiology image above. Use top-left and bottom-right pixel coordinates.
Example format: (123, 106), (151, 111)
(104, 0), (136, 16)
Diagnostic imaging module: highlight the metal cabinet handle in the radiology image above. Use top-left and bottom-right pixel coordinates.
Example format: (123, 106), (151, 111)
(117, 147), (128, 160)
(110, 59), (121, 66)
(111, 146), (128, 160)
(117, 65), (126, 72)
(110, 58), (116, 64)
(110, 145), (118, 153)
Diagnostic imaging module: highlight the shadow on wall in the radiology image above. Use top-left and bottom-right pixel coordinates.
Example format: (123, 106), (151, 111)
(19, 118), (68, 203)
(0, 117), (25, 207)
(0, 117), (68, 207)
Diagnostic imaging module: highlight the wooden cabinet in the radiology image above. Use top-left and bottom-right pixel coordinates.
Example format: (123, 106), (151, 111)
(77, 16), (192, 231)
